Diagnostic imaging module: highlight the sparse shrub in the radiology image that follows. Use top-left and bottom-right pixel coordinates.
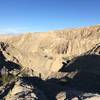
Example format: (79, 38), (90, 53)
(21, 71), (30, 77)
(44, 55), (48, 58)
(48, 56), (53, 59)
(1, 74), (16, 85)
(62, 57), (69, 61)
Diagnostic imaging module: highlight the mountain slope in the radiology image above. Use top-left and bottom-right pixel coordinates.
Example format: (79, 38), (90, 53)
(0, 25), (100, 100)
(0, 25), (100, 78)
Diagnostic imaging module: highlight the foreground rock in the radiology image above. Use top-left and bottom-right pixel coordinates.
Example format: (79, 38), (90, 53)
(6, 78), (47, 100)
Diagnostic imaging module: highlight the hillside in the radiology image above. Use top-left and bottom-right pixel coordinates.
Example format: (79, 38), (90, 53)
(0, 25), (100, 78)
(0, 25), (100, 100)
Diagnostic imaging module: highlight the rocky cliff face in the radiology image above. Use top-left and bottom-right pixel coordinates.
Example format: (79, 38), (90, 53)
(0, 25), (100, 78)
(0, 25), (100, 100)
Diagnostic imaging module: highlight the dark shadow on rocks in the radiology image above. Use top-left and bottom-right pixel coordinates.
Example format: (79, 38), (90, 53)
(0, 82), (15, 99)
(21, 76), (67, 100)
(5, 61), (21, 71)
(0, 51), (21, 74)
(59, 54), (100, 73)
(0, 50), (21, 99)
(59, 54), (100, 94)
(69, 72), (100, 93)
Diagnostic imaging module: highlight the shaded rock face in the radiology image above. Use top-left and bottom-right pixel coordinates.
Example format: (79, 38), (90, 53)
(0, 42), (9, 51)
(0, 46), (21, 99)
(6, 78), (47, 100)
(59, 44), (100, 98)
(0, 49), (21, 76)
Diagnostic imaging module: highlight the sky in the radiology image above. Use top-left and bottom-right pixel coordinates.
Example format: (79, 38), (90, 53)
(0, 0), (100, 33)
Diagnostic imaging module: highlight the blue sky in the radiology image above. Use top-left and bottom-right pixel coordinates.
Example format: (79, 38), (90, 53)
(0, 0), (100, 33)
